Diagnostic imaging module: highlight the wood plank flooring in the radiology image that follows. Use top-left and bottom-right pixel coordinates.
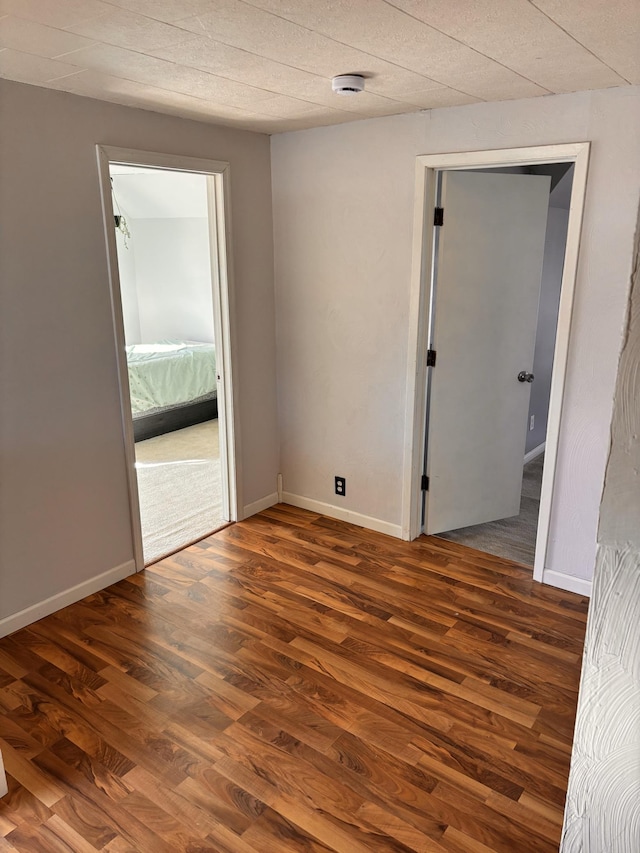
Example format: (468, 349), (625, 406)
(0, 504), (589, 852)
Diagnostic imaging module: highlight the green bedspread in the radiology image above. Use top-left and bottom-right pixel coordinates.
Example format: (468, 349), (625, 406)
(126, 341), (217, 417)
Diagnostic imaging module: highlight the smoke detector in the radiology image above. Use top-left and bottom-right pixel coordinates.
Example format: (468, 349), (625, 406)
(332, 74), (365, 95)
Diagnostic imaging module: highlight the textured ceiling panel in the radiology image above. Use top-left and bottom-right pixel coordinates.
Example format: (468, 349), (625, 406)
(0, 0), (636, 133)
(387, 0), (627, 92)
(0, 48), (82, 83)
(242, 0), (548, 98)
(66, 8), (192, 51)
(531, 0), (640, 83)
(0, 15), (96, 56)
(0, 0), (111, 29)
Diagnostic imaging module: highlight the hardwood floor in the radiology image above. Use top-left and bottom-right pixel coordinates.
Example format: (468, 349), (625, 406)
(0, 504), (589, 852)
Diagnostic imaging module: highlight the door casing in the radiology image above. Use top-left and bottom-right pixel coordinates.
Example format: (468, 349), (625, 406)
(401, 143), (590, 586)
(96, 146), (241, 571)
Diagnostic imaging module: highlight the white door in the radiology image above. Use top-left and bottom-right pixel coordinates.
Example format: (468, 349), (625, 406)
(425, 170), (550, 535)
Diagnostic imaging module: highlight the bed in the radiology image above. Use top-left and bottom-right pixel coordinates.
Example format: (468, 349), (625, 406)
(126, 341), (218, 442)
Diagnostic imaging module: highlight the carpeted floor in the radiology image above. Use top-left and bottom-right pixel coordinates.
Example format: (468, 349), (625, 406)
(436, 453), (544, 566)
(134, 420), (225, 565)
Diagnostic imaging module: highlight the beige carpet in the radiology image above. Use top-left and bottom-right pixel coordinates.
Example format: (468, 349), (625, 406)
(135, 420), (225, 565)
(436, 453), (544, 567)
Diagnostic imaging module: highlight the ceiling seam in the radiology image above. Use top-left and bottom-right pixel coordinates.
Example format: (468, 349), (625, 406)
(234, 0), (549, 95)
(43, 8), (463, 111)
(526, 0), (631, 84)
(52, 1), (477, 101)
(41, 57), (396, 124)
(52, 39), (420, 117)
(181, 2), (481, 101)
(381, 0), (553, 93)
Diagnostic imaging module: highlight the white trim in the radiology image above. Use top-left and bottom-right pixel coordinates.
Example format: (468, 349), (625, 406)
(541, 569), (592, 598)
(0, 561), (135, 639)
(524, 442), (546, 464)
(282, 493), (402, 538)
(96, 145), (241, 570)
(243, 493), (279, 518)
(402, 142), (591, 591)
(533, 144), (590, 584)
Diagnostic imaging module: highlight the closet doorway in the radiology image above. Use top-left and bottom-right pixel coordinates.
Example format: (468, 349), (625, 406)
(97, 147), (239, 568)
(402, 143), (590, 589)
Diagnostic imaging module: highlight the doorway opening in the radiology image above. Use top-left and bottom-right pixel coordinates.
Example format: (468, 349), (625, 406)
(402, 144), (590, 587)
(97, 148), (239, 570)
(432, 163), (574, 566)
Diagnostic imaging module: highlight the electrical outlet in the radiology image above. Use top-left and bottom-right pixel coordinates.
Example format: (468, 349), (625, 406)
(335, 476), (346, 496)
(530, 415), (535, 431)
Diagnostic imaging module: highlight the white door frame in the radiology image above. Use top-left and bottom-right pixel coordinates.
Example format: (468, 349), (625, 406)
(96, 145), (241, 571)
(402, 143), (590, 585)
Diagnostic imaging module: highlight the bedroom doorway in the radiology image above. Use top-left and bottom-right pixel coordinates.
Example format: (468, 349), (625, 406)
(98, 148), (238, 569)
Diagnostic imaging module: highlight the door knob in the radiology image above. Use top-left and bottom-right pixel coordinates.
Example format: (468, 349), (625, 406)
(518, 371), (534, 383)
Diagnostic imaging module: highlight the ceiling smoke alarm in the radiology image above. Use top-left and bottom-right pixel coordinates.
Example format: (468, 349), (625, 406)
(332, 74), (365, 95)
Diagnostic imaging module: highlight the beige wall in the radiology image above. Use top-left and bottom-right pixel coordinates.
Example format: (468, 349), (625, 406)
(0, 80), (278, 625)
(271, 86), (640, 591)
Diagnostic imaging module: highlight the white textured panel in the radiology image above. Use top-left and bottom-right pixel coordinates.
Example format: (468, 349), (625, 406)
(598, 204), (640, 547)
(176, 0), (448, 90)
(153, 35), (416, 114)
(0, 0), (110, 28)
(0, 16), (96, 57)
(63, 44), (281, 106)
(388, 0), (626, 92)
(534, 0), (640, 84)
(0, 48), (81, 82)
(46, 68), (265, 126)
(562, 544), (640, 852)
(242, 0), (546, 99)
(66, 7), (192, 52)
(104, 0), (216, 24)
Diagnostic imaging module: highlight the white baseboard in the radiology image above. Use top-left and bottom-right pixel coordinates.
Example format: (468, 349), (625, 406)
(542, 569), (592, 597)
(0, 560), (136, 639)
(524, 442), (546, 464)
(282, 492), (402, 539)
(243, 492), (278, 519)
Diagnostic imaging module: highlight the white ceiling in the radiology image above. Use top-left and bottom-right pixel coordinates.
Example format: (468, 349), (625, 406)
(1, 0), (638, 134)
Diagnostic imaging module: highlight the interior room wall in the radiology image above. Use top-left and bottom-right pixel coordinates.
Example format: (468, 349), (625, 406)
(131, 217), (215, 344)
(0, 79), (278, 630)
(526, 205), (570, 455)
(562, 204), (640, 853)
(271, 85), (640, 591)
(115, 224), (142, 344)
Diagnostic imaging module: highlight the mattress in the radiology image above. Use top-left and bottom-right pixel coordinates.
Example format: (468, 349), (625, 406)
(126, 341), (217, 418)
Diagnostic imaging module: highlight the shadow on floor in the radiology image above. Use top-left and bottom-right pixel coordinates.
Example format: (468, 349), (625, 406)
(436, 453), (544, 566)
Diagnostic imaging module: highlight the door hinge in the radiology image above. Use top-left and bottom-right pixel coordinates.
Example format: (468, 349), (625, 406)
(427, 349), (437, 367)
(433, 207), (444, 226)
(421, 474), (429, 491)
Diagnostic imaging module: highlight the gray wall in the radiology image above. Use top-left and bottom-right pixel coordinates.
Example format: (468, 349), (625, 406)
(562, 205), (640, 851)
(0, 79), (278, 624)
(526, 206), (570, 454)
